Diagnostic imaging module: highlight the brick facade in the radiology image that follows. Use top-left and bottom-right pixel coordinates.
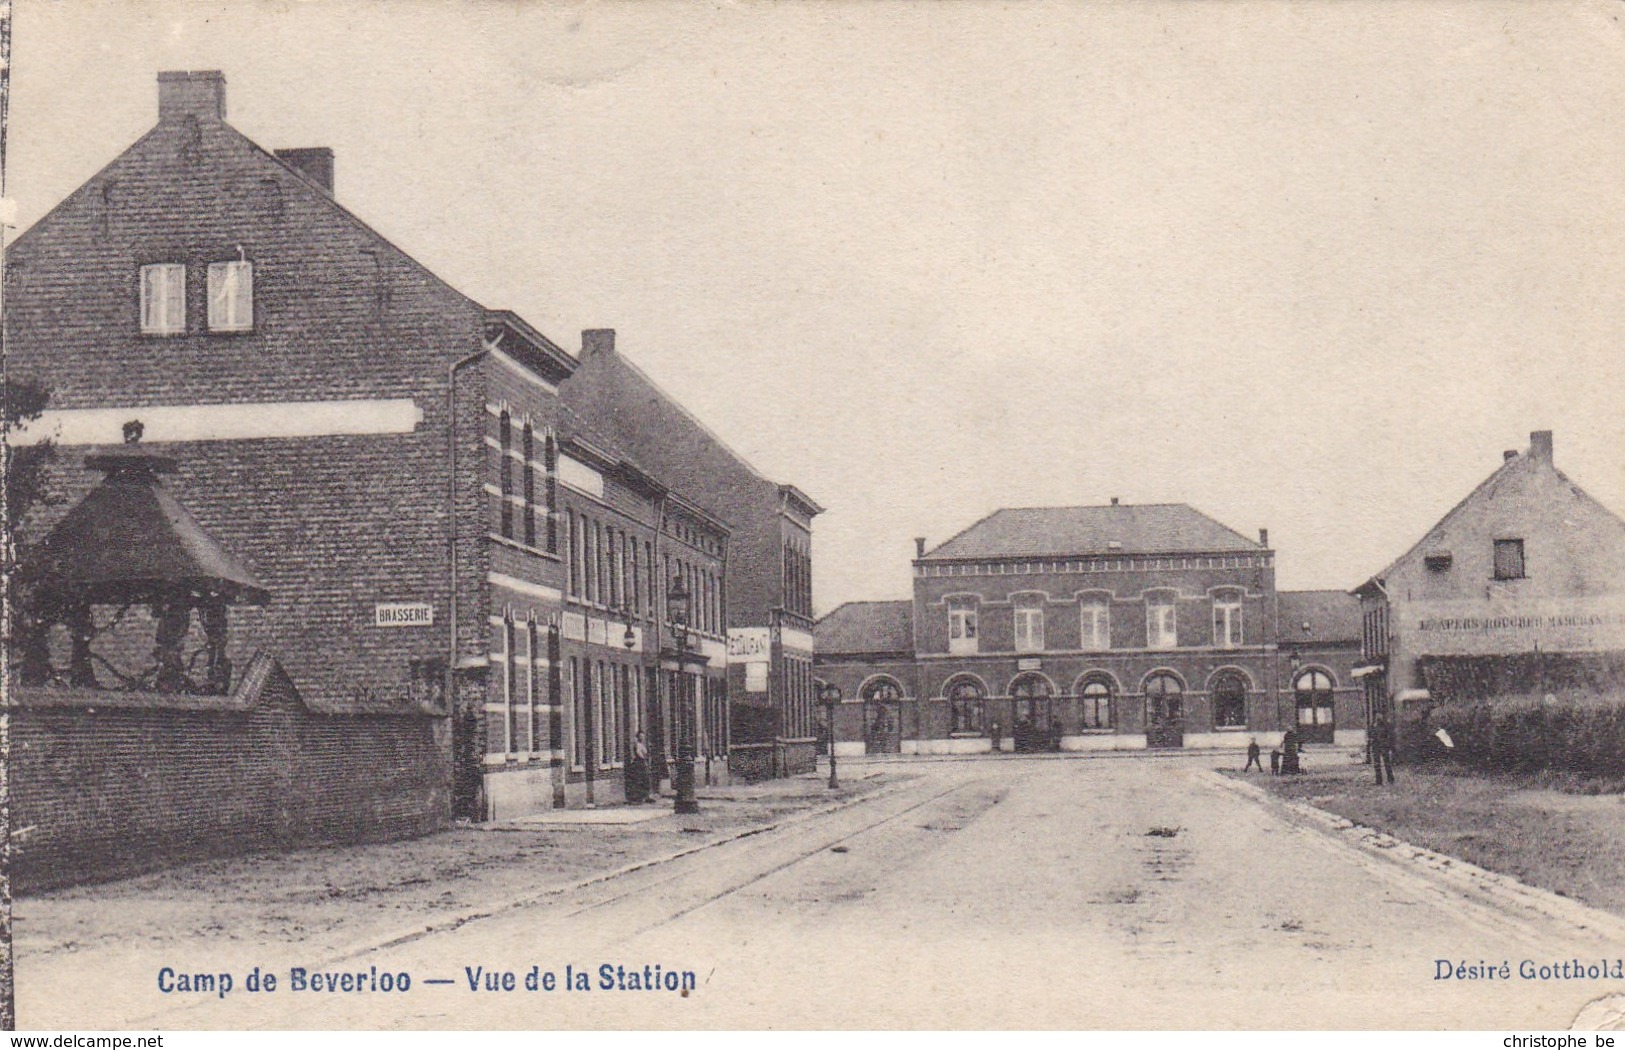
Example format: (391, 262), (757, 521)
(817, 505), (1367, 754)
(5, 70), (818, 877)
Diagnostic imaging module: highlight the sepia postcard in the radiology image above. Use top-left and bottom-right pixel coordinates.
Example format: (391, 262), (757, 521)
(3, 0), (1624, 1033)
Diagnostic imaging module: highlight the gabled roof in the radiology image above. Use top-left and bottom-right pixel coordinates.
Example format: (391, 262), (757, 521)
(921, 503), (1262, 561)
(1353, 436), (1625, 596)
(815, 601), (914, 655)
(559, 342), (818, 527)
(1278, 590), (1361, 644)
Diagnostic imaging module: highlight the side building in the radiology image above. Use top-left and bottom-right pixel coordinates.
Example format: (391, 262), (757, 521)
(1353, 430), (1625, 718)
(559, 331), (824, 778)
(815, 502), (1365, 754)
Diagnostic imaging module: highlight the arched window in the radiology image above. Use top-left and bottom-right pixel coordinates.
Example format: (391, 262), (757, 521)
(1010, 672), (1052, 725)
(946, 676), (984, 734)
(1211, 670), (1249, 729)
(1295, 669), (1335, 728)
(1079, 675), (1114, 730)
(861, 677), (904, 703)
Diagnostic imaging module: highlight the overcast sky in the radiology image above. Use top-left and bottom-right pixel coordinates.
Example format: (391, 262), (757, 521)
(11, 1), (1625, 615)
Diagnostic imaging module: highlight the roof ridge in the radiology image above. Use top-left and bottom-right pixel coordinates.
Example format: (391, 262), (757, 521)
(593, 349), (775, 487)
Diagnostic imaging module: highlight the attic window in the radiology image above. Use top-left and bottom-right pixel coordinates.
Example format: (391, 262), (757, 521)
(1423, 551), (1453, 572)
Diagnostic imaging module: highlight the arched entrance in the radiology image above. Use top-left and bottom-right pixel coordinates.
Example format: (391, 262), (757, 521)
(1010, 673), (1055, 752)
(1294, 668), (1336, 744)
(1210, 670), (1250, 732)
(861, 676), (904, 754)
(1144, 672), (1185, 749)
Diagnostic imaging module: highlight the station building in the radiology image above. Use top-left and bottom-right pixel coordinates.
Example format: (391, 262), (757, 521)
(4, 69), (818, 873)
(816, 502), (1366, 754)
(1353, 430), (1625, 715)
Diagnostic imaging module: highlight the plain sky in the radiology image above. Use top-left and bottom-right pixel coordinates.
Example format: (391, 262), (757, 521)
(9, 1), (1624, 615)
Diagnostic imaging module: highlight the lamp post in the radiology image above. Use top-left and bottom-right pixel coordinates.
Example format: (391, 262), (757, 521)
(819, 681), (842, 789)
(666, 574), (700, 815)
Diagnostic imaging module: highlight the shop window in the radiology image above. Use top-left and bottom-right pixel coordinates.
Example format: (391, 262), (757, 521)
(1493, 539), (1525, 580)
(1211, 671), (1248, 729)
(140, 263), (186, 334)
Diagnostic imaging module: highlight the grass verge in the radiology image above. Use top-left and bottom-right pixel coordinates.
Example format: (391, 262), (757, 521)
(1225, 762), (1625, 917)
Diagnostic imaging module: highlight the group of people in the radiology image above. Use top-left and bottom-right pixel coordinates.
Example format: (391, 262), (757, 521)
(1240, 714), (1398, 785)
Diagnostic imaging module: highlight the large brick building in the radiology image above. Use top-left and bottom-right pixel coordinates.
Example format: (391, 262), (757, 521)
(5, 69), (817, 863)
(1354, 430), (1625, 716)
(558, 335), (824, 778)
(815, 501), (1365, 754)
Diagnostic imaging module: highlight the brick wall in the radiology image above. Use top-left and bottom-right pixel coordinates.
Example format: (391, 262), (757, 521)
(10, 665), (448, 894)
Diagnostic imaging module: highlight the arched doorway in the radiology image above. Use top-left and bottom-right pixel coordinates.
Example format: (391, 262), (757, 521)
(861, 676), (904, 754)
(1144, 672), (1185, 749)
(1010, 673), (1055, 752)
(1076, 674), (1115, 732)
(1210, 670), (1250, 732)
(1294, 668), (1336, 744)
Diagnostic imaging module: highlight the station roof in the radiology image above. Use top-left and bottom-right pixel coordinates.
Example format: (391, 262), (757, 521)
(815, 600), (914, 655)
(921, 503), (1262, 561)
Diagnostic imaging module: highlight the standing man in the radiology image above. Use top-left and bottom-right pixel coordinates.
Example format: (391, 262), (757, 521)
(1372, 714), (1397, 785)
(1244, 737), (1263, 773)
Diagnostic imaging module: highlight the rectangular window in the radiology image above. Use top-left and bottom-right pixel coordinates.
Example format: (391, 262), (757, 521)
(948, 603), (979, 655)
(140, 263), (186, 335)
(1147, 596), (1177, 649)
(567, 511), (580, 596)
(206, 260), (253, 331)
(523, 425), (537, 549)
(499, 412), (513, 540)
(1212, 596), (1243, 649)
(504, 617), (518, 755)
(1080, 601), (1110, 651)
(1014, 601), (1045, 654)
(1493, 539), (1525, 580)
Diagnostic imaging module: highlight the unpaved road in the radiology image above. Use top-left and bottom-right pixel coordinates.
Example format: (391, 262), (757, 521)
(27, 756), (1625, 1029)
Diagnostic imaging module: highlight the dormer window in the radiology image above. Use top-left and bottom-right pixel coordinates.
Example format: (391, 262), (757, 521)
(1424, 550), (1453, 572)
(207, 260), (254, 331)
(140, 264), (186, 335)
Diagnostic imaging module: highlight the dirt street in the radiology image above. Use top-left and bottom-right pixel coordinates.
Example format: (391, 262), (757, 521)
(21, 756), (1625, 1029)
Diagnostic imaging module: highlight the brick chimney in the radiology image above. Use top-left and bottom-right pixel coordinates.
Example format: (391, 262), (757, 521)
(158, 70), (227, 123)
(1530, 430), (1553, 463)
(582, 329), (616, 359)
(1258, 528), (1268, 548)
(1503, 450), (1518, 462)
(914, 537), (926, 559)
(275, 148), (335, 195)
(1110, 497), (1120, 506)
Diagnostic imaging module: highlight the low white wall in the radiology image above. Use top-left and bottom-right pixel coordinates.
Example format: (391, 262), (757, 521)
(912, 737), (993, 755)
(1333, 729), (1368, 747)
(1060, 734), (1145, 751)
(833, 741), (867, 757)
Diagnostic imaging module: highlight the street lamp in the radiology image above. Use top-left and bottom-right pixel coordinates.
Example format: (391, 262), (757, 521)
(819, 681), (843, 789)
(666, 574), (700, 815)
